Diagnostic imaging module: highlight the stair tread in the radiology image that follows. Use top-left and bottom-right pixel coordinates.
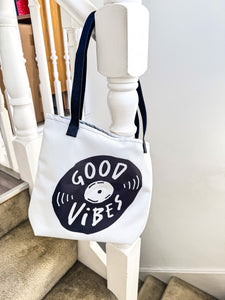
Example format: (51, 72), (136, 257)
(44, 261), (117, 300)
(138, 275), (166, 300)
(0, 220), (77, 300)
(161, 277), (218, 300)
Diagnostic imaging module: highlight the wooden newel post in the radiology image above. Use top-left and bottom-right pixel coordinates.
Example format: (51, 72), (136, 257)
(95, 1), (149, 299)
(0, 0), (42, 189)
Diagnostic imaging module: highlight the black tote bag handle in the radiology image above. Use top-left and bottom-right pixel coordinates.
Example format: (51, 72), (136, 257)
(66, 11), (148, 153)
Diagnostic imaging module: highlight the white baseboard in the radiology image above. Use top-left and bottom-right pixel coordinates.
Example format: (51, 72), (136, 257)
(140, 267), (225, 300)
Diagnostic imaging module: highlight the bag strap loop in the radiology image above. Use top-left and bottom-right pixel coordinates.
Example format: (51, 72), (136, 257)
(66, 11), (148, 153)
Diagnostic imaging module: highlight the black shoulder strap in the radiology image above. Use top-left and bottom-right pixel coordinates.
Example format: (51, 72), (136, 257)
(66, 11), (148, 153)
(66, 12), (95, 137)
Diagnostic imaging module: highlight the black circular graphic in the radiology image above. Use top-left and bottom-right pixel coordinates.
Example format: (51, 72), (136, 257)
(52, 155), (142, 234)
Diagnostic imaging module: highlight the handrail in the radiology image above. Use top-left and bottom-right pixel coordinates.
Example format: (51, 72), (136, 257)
(54, 0), (96, 26)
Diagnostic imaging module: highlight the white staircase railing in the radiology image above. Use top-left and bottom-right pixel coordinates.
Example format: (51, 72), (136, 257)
(44, 0), (64, 115)
(0, 0), (149, 299)
(60, 8), (73, 106)
(28, 0), (54, 115)
(0, 0), (41, 188)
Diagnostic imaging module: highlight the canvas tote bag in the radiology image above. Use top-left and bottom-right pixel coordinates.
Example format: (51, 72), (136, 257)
(29, 11), (152, 244)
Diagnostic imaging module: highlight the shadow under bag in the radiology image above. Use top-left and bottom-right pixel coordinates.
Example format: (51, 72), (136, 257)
(29, 11), (152, 244)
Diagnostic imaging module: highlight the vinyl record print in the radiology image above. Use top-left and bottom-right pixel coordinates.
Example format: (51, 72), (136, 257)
(52, 155), (142, 234)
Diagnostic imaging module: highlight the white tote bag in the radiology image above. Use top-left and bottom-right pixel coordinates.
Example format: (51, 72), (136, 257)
(29, 11), (152, 244)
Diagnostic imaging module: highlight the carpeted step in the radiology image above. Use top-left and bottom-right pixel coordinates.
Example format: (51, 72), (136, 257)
(0, 220), (77, 300)
(161, 277), (218, 300)
(138, 275), (166, 300)
(0, 187), (29, 238)
(44, 261), (117, 300)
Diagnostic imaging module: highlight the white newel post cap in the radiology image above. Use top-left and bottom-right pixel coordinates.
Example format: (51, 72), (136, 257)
(95, 1), (149, 78)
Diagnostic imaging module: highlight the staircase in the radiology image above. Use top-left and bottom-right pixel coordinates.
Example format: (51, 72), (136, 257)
(138, 276), (218, 300)
(0, 171), (219, 300)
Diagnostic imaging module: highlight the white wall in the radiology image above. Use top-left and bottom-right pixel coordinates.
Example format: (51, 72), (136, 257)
(87, 0), (225, 298)
(140, 1), (225, 298)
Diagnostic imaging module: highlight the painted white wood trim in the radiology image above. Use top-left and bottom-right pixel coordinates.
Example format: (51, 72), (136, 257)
(63, 28), (72, 108)
(28, 0), (54, 115)
(0, 134), (9, 169)
(107, 77), (139, 137)
(105, 0), (142, 3)
(0, 0), (41, 188)
(60, 8), (82, 82)
(4, 90), (16, 135)
(106, 238), (141, 300)
(0, 5), (38, 140)
(44, 0), (64, 115)
(95, 2), (149, 77)
(78, 241), (107, 279)
(94, 2), (149, 299)
(60, 8), (73, 108)
(0, 88), (18, 171)
(140, 267), (225, 274)
(54, 0), (96, 26)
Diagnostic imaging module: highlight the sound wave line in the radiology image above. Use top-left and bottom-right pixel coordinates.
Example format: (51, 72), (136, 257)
(56, 192), (61, 207)
(61, 192), (65, 204)
(136, 175), (140, 190)
(132, 178), (136, 190)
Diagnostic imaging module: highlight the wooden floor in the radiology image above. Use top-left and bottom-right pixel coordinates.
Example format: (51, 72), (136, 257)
(0, 171), (23, 195)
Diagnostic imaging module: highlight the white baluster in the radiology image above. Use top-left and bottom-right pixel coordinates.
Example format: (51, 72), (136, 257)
(0, 0), (42, 188)
(62, 28), (72, 106)
(28, 0), (54, 115)
(60, 8), (82, 81)
(0, 133), (7, 166)
(4, 89), (16, 135)
(95, 1), (149, 299)
(107, 77), (139, 136)
(68, 25), (82, 79)
(60, 8), (73, 108)
(45, 0), (64, 115)
(0, 88), (18, 171)
(0, 60), (16, 135)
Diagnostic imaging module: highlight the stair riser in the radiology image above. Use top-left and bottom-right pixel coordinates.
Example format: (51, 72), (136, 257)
(138, 275), (166, 300)
(0, 189), (29, 238)
(161, 277), (217, 300)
